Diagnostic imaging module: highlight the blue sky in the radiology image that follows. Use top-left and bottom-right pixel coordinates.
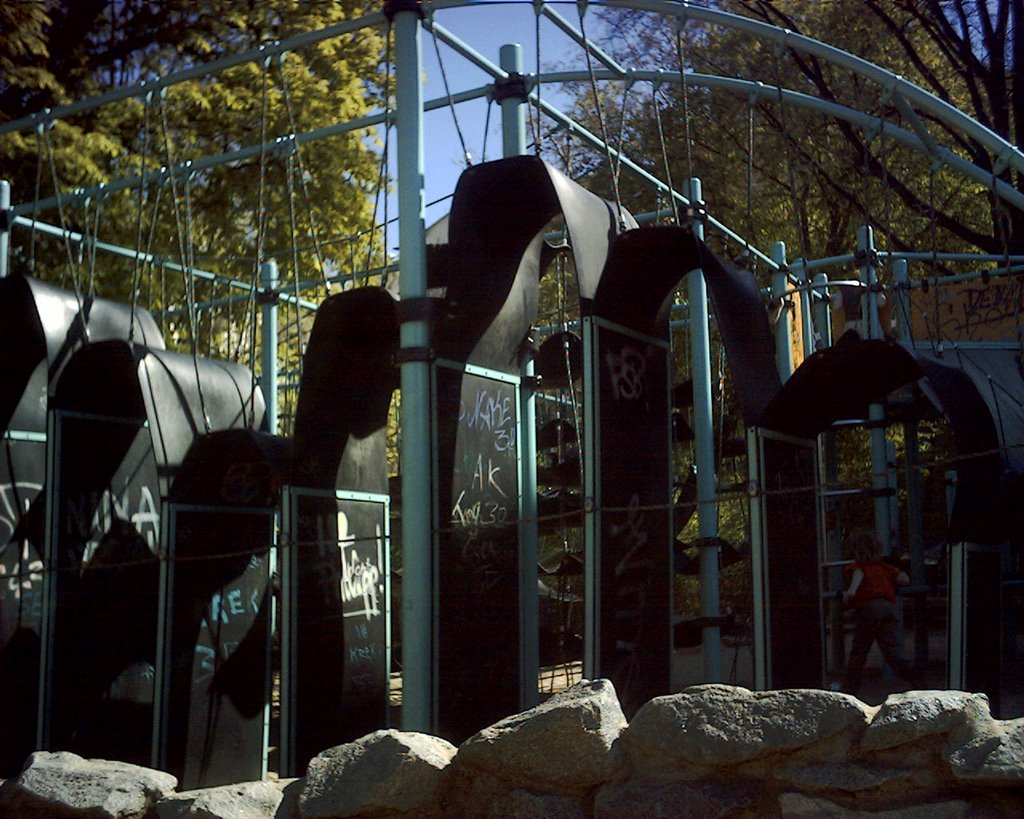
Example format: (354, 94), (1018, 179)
(381, 2), (612, 235)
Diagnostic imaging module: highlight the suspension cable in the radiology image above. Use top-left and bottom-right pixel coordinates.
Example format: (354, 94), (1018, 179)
(674, 21), (695, 194)
(30, 126), (43, 276)
(277, 55), (330, 298)
(651, 81), (679, 227)
(430, 28), (472, 167)
(285, 151), (306, 398)
(366, 23), (393, 284)
(41, 123), (89, 337)
(577, 1), (624, 227)
(159, 89), (211, 431)
(130, 93), (152, 341)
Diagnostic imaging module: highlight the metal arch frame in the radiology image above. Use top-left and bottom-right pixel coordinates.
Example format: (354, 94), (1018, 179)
(4, 0), (1022, 733)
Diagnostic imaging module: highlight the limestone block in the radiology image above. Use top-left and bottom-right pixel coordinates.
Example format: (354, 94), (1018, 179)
(0, 750), (177, 819)
(623, 684), (872, 767)
(948, 716), (1024, 785)
(776, 761), (914, 794)
(454, 678), (627, 791)
(155, 780), (283, 818)
(486, 788), (586, 818)
(861, 691), (993, 753)
(595, 778), (765, 819)
(298, 730), (456, 818)
(779, 792), (969, 818)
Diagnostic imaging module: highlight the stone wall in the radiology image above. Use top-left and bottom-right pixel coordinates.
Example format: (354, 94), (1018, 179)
(3, 681), (1023, 818)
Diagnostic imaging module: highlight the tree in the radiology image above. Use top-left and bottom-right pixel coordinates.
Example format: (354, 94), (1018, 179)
(0, 1), (387, 374)
(568, 0), (1021, 270)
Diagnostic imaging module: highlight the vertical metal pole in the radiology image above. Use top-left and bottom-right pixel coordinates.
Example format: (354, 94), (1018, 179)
(0, 180), (10, 278)
(393, 2), (433, 733)
(812, 272), (832, 351)
(797, 259), (814, 361)
(500, 44), (528, 158)
(771, 242), (794, 381)
(501, 42), (539, 710)
(260, 259), (279, 435)
(688, 178), (720, 682)
(858, 226), (891, 550)
(894, 259), (928, 666)
(790, 259), (815, 362)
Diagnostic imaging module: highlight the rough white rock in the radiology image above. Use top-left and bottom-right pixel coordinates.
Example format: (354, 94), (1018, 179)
(155, 780), (283, 818)
(779, 792), (969, 818)
(861, 691), (993, 752)
(623, 684), (872, 767)
(595, 779), (763, 818)
(776, 762), (914, 794)
(948, 716), (1024, 785)
(0, 750), (177, 819)
(454, 678), (627, 791)
(298, 730), (456, 818)
(487, 788), (586, 818)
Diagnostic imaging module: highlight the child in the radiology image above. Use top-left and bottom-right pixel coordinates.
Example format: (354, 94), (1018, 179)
(840, 530), (919, 695)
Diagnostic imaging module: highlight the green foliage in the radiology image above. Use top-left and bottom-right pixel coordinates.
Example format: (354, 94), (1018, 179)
(0, 0), (387, 382)
(565, 0), (1021, 273)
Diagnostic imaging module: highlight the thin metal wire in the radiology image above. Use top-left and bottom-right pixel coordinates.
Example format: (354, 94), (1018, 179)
(533, 5), (543, 154)
(577, 2), (624, 227)
(130, 94), (152, 341)
(41, 124), (88, 337)
(651, 82), (679, 227)
(286, 152), (306, 404)
(30, 127), (43, 276)
(430, 28), (472, 166)
(366, 25), (393, 284)
(159, 90), (211, 431)
(278, 60), (331, 298)
(674, 23), (695, 193)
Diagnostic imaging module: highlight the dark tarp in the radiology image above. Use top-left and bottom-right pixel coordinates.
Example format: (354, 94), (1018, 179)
(0, 276), (163, 776)
(697, 247), (782, 427)
(432, 155), (634, 741)
(437, 154), (636, 371)
(911, 346), (1024, 543)
(163, 429), (290, 788)
(46, 340), (262, 766)
(758, 332), (924, 438)
(292, 287), (398, 492)
(286, 288), (397, 773)
(592, 226), (700, 337)
(534, 331), (582, 389)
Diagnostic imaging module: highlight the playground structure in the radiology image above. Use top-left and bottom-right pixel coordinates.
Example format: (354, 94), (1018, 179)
(1, 0), (1023, 790)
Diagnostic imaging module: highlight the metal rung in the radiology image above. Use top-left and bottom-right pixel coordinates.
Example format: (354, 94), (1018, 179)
(820, 486), (896, 499)
(830, 417), (888, 430)
(3, 430), (46, 443)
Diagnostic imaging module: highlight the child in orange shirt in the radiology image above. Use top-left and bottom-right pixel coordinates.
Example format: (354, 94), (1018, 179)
(840, 530), (920, 695)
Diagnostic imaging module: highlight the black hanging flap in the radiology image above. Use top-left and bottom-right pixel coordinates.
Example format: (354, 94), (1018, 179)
(54, 340), (264, 475)
(170, 429), (291, 510)
(758, 333), (922, 438)
(438, 156), (634, 370)
(0, 276), (163, 433)
(534, 331), (582, 389)
(292, 287), (398, 490)
(911, 346), (1024, 543)
(698, 244), (781, 426)
(592, 226), (701, 336)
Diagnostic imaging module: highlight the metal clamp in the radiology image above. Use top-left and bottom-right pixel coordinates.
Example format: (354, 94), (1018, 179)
(681, 199), (707, 225)
(493, 72), (530, 103)
(397, 296), (443, 325)
(383, 0), (424, 20)
(395, 346), (434, 364)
